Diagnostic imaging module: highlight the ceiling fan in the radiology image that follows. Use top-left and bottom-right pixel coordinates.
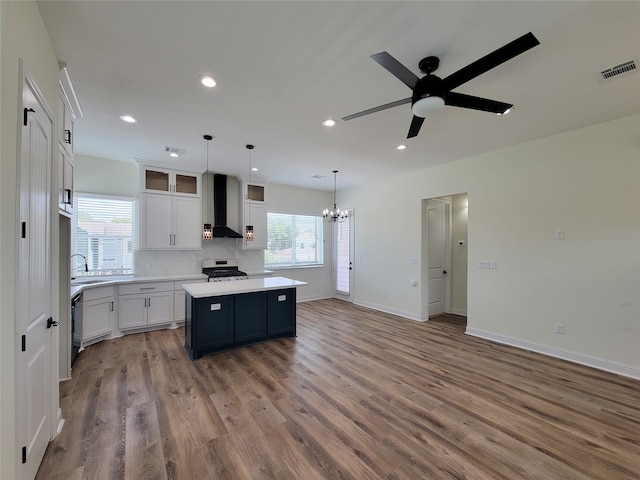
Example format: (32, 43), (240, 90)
(342, 32), (540, 139)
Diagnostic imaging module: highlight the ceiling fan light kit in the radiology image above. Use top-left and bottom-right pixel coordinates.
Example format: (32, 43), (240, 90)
(412, 96), (445, 117)
(342, 32), (540, 138)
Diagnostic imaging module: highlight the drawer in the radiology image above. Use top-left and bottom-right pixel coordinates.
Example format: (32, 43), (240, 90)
(174, 279), (206, 290)
(119, 281), (173, 295)
(83, 285), (114, 302)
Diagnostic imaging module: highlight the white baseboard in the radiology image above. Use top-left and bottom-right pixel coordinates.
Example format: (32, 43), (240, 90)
(466, 327), (640, 380)
(298, 293), (333, 303)
(353, 299), (425, 322)
(56, 408), (65, 436)
(451, 307), (467, 316)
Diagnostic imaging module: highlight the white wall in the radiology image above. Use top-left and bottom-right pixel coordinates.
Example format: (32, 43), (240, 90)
(74, 157), (334, 300)
(341, 115), (640, 378)
(0, 2), (61, 478)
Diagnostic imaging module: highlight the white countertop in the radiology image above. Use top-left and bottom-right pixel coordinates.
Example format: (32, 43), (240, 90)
(184, 276), (307, 298)
(71, 273), (208, 298)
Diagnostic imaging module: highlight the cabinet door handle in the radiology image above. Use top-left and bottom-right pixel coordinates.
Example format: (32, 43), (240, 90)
(140, 287), (155, 290)
(65, 188), (72, 205)
(64, 129), (72, 144)
(110, 301), (114, 312)
(147, 298), (151, 307)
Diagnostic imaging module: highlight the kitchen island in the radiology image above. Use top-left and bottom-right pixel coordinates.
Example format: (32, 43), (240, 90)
(183, 277), (307, 360)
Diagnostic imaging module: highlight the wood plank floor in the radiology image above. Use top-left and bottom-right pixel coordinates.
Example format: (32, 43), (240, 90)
(37, 299), (640, 479)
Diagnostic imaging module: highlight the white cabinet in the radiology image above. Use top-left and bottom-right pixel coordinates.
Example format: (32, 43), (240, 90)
(58, 145), (74, 216)
(140, 194), (201, 249)
(58, 91), (74, 156)
(238, 179), (267, 250)
(141, 166), (200, 197)
(80, 286), (114, 343)
(173, 279), (206, 323)
(240, 202), (267, 250)
(119, 281), (174, 331)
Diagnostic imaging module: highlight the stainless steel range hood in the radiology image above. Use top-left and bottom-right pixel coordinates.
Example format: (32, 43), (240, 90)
(212, 174), (242, 238)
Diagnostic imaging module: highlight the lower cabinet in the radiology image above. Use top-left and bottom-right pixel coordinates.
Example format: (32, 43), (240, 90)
(267, 289), (296, 336)
(185, 288), (296, 360)
(234, 292), (267, 343)
(119, 281), (174, 331)
(174, 280), (207, 324)
(81, 286), (114, 343)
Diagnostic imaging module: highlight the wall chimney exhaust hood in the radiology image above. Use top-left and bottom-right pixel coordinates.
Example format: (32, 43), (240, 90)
(212, 174), (242, 238)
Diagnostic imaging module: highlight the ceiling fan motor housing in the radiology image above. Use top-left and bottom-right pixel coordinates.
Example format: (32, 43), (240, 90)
(412, 75), (445, 106)
(418, 55), (440, 74)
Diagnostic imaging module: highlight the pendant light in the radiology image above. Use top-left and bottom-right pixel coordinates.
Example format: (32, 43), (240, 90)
(245, 144), (254, 242)
(202, 135), (213, 241)
(323, 170), (348, 222)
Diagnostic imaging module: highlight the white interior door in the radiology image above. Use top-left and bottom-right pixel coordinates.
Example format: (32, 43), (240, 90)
(17, 67), (55, 480)
(427, 199), (451, 316)
(333, 212), (353, 301)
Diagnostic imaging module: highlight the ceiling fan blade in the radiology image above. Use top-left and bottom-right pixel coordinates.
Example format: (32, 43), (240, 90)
(371, 52), (420, 89)
(445, 92), (512, 114)
(442, 32), (540, 91)
(342, 97), (411, 121)
(407, 115), (425, 138)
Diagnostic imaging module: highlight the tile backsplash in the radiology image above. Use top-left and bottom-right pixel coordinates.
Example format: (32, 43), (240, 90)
(134, 241), (264, 276)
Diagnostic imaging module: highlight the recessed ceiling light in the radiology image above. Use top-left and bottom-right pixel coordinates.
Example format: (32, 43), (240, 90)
(169, 152), (180, 158)
(119, 115), (137, 123)
(322, 119), (337, 127)
(251, 167), (258, 172)
(397, 144), (407, 150)
(200, 76), (217, 88)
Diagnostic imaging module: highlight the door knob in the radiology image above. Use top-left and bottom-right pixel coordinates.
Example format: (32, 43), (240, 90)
(443, 270), (447, 274)
(47, 317), (59, 328)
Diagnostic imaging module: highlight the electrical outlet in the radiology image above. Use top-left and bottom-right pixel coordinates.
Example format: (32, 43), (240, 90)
(145, 263), (151, 271)
(555, 323), (565, 334)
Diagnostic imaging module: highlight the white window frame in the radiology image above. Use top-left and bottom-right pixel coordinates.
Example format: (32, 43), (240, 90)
(71, 192), (135, 277)
(265, 211), (324, 269)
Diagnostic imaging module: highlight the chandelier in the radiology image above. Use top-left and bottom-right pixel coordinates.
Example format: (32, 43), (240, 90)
(323, 170), (348, 223)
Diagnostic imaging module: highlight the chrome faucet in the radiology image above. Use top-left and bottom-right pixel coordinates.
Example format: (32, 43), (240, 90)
(71, 254), (88, 279)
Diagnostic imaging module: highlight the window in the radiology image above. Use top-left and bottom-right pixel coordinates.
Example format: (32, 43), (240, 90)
(265, 213), (323, 268)
(71, 193), (135, 277)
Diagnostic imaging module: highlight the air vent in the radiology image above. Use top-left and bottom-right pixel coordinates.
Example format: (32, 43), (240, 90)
(597, 58), (638, 82)
(312, 174), (327, 179)
(164, 146), (187, 156)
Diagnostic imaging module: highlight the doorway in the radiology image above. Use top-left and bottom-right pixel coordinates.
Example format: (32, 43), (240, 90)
(423, 194), (468, 319)
(333, 211), (354, 302)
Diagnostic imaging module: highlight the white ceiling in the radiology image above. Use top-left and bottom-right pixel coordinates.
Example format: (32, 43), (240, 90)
(38, 1), (639, 191)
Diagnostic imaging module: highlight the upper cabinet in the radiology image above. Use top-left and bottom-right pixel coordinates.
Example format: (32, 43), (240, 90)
(242, 180), (266, 204)
(58, 145), (74, 216)
(58, 91), (75, 156)
(58, 68), (83, 217)
(238, 178), (267, 250)
(139, 166), (202, 250)
(142, 166), (200, 197)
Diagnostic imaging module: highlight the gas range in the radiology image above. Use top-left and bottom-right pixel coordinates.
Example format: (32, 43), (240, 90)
(202, 258), (248, 282)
